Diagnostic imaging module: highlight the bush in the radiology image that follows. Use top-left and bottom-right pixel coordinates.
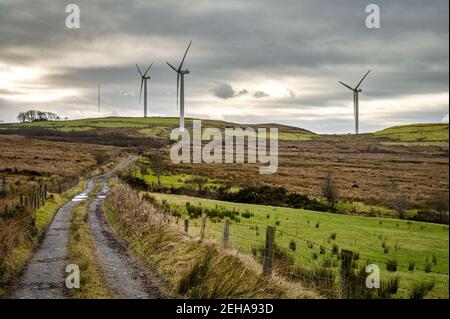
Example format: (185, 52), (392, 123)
(331, 244), (339, 255)
(289, 240), (296, 251)
(409, 281), (434, 299)
(330, 232), (336, 240)
(241, 210), (253, 219)
(386, 259), (398, 272)
(408, 262), (415, 271)
(424, 263), (432, 273)
(216, 185), (328, 212)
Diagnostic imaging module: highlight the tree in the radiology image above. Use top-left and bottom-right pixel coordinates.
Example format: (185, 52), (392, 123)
(17, 110), (60, 122)
(17, 112), (26, 123)
(148, 154), (165, 186)
(320, 171), (339, 211)
(191, 177), (208, 192)
(386, 182), (408, 219)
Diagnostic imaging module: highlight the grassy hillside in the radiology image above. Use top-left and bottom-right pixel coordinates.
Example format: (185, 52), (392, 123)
(4, 117), (315, 141)
(373, 123), (448, 144)
(2, 117), (448, 209)
(149, 192), (449, 298)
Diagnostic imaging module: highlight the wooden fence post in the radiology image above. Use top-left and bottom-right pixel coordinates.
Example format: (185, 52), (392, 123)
(262, 226), (276, 275)
(223, 220), (230, 249)
(200, 213), (207, 242)
(184, 219), (189, 234)
(340, 249), (354, 299)
(175, 216), (179, 225)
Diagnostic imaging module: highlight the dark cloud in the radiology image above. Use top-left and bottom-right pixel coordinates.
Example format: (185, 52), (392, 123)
(211, 83), (235, 99)
(0, 0), (448, 133)
(211, 83), (266, 100)
(253, 91), (270, 99)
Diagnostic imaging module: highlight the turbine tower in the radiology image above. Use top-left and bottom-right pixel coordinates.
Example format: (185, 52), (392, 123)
(339, 70), (371, 134)
(167, 41), (192, 132)
(98, 84), (101, 114)
(136, 63), (153, 118)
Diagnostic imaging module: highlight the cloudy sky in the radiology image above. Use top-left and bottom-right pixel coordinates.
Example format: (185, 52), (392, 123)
(0, 0), (448, 133)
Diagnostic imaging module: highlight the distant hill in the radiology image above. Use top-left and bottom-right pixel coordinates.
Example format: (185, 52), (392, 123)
(2, 116), (448, 144)
(372, 123), (448, 144)
(1, 116), (315, 141)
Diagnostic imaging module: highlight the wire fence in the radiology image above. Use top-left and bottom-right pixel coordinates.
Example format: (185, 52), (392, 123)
(165, 212), (447, 297)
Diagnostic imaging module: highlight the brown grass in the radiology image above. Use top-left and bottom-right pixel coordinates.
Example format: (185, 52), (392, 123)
(104, 181), (314, 298)
(163, 135), (448, 208)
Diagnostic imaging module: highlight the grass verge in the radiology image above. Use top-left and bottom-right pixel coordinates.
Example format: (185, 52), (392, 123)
(67, 198), (110, 298)
(0, 180), (86, 298)
(104, 180), (315, 298)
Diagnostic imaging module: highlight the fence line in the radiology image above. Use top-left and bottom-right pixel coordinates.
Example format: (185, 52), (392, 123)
(162, 209), (448, 297)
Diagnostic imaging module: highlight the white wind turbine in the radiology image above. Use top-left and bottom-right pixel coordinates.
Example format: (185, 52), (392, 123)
(167, 41), (192, 132)
(339, 70), (371, 134)
(136, 63), (153, 118)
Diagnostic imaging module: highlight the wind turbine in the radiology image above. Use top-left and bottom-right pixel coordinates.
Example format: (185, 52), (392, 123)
(136, 63), (153, 118)
(167, 41), (192, 132)
(339, 70), (371, 134)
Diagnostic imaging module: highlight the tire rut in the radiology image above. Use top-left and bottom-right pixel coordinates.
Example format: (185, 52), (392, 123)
(6, 155), (163, 299)
(88, 179), (165, 299)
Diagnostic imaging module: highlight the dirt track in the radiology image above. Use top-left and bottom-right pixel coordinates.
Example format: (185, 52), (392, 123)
(7, 155), (163, 299)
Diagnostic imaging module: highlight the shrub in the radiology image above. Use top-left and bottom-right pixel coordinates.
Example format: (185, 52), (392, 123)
(241, 210), (253, 219)
(289, 240), (296, 252)
(424, 263), (432, 273)
(386, 259), (398, 272)
(320, 172), (339, 210)
(408, 262), (415, 271)
(331, 244), (339, 255)
(409, 281), (434, 299)
(330, 232), (336, 240)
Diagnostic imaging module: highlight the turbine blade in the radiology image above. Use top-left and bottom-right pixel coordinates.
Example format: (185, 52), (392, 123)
(178, 40), (192, 71)
(167, 62), (178, 72)
(176, 73), (179, 111)
(143, 63), (153, 77)
(339, 81), (355, 91)
(136, 64), (143, 77)
(139, 78), (144, 104)
(355, 69), (371, 90)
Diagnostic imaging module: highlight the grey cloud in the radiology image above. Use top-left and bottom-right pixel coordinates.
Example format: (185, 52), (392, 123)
(211, 83), (268, 100)
(211, 83), (235, 99)
(0, 0), (448, 132)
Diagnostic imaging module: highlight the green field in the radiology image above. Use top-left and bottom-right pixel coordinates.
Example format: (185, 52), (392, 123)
(7, 117), (315, 141)
(373, 123), (448, 144)
(149, 192), (449, 298)
(6, 117), (448, 144)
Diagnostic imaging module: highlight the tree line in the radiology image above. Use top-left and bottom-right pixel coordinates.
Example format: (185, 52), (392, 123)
(17, 110), (61, 123)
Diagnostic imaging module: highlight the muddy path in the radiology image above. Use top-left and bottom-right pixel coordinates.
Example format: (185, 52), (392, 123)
(6, 155), (162, 299)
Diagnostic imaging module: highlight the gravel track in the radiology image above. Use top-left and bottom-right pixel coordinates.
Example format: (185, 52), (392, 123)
(7, 155), (163, 299)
